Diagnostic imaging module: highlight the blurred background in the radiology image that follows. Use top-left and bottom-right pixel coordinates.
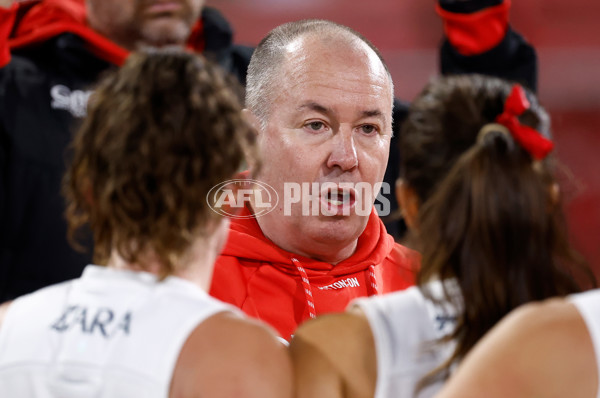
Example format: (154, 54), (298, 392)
(208, 0), (600, 274)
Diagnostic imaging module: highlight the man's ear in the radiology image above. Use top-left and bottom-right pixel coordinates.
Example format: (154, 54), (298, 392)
(240, 109), (263, 176)
(396, 179), (420, 230)
(242, 109), (261, 136)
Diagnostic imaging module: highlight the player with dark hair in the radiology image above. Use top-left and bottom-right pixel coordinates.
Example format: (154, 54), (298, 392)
(290, 74), (592, 398)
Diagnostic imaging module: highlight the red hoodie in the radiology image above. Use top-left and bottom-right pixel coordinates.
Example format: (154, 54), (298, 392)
(209, 206), (418, 340)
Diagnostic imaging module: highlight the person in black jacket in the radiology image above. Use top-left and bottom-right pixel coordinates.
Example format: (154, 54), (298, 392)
(0, 0), (252, 301)
(384, 0), (538, 240)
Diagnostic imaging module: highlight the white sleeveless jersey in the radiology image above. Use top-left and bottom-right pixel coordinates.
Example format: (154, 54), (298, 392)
(0, 265), (238, 398)
(352, 280), (460, 398)
(570, 289), (600, 398)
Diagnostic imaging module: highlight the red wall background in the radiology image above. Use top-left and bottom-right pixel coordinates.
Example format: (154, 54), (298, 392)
(207, 0), (600, 274)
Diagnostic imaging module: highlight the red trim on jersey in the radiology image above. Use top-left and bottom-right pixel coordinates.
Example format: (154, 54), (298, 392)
(436, 0), (511, 56)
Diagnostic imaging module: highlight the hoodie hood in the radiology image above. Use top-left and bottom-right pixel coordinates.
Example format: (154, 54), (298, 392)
(212, 204), (417, 341)
(221, 205), (396, 277)
(0, 0), (213, 67)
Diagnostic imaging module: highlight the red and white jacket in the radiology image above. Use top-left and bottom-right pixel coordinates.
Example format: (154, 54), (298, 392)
(209, 206), (418, 340)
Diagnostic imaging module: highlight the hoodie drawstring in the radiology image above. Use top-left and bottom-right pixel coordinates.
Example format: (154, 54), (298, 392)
(292, 258), (317, 319)
(293, 258), (381, 319)
(368, 264), (379, 296)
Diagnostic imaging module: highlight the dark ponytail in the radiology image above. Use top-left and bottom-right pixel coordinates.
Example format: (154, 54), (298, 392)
(400, 75), (595, 394)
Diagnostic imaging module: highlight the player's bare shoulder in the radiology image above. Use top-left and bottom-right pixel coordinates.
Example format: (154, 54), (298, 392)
(290, 310), (376, 398)
(170, 311), (292, 398)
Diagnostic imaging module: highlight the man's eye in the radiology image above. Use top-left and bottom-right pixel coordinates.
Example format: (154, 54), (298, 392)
(360, 125), (377, 134)
(307, 121), (325, 131)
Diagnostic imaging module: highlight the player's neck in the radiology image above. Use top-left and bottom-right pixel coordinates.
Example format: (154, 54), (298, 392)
(105, 240), (217, 292)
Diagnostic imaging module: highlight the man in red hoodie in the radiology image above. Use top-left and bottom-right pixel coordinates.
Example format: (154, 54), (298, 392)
(0, 0), (252, 301)
(209, 20), (419, 341)
(212, 0), (540, 342)
(209, 1), (538, 340)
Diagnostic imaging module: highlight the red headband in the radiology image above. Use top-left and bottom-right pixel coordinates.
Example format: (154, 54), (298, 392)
(495, 85), (553, 160)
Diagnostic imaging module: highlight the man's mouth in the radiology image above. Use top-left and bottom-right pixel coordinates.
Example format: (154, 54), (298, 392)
(144, 0), (183, 15)
(320, 185), (357, 215)
(325, 191), (351, 206)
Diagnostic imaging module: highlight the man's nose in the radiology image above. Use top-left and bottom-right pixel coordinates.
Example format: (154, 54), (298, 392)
(326, 128), (358, 171)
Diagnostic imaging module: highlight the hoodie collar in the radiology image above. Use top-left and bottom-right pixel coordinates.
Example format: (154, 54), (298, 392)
(221, 205), (395, 277)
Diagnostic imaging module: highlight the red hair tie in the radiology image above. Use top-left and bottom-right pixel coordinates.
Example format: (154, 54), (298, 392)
(496, 85), (554, 160)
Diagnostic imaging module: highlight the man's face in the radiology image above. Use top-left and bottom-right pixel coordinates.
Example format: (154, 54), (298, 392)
(87, 0), (204, 50)
(253, 34), (393, 263)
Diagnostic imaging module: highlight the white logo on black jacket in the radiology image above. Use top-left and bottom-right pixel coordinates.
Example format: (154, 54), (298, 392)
(50, 84), (93, 118)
